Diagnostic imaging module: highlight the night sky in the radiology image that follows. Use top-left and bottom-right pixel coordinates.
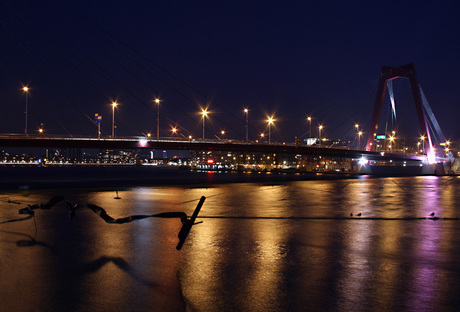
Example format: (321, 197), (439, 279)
(0, 0), (459, 144)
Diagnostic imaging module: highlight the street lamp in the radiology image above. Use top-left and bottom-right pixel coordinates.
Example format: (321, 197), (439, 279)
(391, 131), (396, 150)
(389, 136), (395, 151)
(267, 117), (274, 144)
(420, 135), (425, 154)
(112, 101), (118, 138)
(307, 116), (312, 142)
(244, 108), (249, 142)
(23, 86), (29, 136)
(319, 125), (323, 145)
(155, 98), (161, 140)
(358, 131), (363, 149)
(354, 124), (361, 149)
(202, 109), (208, 140)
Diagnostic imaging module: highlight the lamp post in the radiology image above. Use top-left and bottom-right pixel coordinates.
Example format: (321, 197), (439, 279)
(353, 124), (361, 149)
(268, 117), (274, 144)
(392, 131), (396, 151)
(202, 110), (208, 140)
(358, 131), (362, 149)
(420, 135), (425, 154)
(307, 116), (312, 143)
(446, 140), (451, 156)
(155, 98), (160, 140)
(244, 108), (249, 142)
(112, 102), (117, 138)
(389, 136), (394, 152)
(354, 124), (359, 149)
(38, 123), (44, 136)
(23, 86), (29, 136)
(319, 125), (323, 145)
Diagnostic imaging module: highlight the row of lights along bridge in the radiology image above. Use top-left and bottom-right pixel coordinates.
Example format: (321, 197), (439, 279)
(103, 100), (332, 145)
(20, 86), (357, 146)
(21, 86), (448, 154)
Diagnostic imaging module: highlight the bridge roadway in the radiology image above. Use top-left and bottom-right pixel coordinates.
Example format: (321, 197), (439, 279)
(0, 135), (423, 162)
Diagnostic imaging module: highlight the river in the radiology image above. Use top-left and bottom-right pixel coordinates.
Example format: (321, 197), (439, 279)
(1, 175), (460, 311)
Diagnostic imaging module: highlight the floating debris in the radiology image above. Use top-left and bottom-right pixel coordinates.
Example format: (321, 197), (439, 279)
(0, 195), (206, 250)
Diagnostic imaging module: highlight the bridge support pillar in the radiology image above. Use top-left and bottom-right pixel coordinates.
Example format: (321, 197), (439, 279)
(366, 63), (432, 157)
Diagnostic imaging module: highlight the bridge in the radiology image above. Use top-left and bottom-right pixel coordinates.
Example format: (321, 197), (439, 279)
(0, 64), (452, 175)
(0, 135), (422, 162)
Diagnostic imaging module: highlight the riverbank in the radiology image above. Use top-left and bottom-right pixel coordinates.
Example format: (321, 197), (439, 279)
(0, 165), (358, 190)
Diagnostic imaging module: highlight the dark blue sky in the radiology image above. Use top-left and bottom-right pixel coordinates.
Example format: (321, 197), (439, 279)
(0, 0), (459, 143)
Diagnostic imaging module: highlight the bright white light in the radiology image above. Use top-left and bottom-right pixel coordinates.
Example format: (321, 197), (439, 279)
(139, 139), (147, 147)
(358, 157), (369, 166)
(427, 151), (436, 164)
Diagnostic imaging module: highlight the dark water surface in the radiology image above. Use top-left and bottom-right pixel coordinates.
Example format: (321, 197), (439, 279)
(1, 176), (460, 311)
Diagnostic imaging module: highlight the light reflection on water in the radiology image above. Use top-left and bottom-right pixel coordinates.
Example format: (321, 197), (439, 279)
(1, 176), (460, 311)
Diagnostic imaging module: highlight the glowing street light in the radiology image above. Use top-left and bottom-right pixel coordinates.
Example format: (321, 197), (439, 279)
(171, 127), (177, 135)
(267, 117), (274, 144)
(420, 135), (426, 154)
(354, 124), (362, 149)
(155, 98), (161, 140)
(244, 108), (249, 142)
(307, 116), (312, 141)
(319, 125), (323, 145)
(389, 136), (395, 152)
(202, 109), (208, 140)
(111, 101), (118, 138)
(23, 86), (29, 136)
(358, 131), (363, 149)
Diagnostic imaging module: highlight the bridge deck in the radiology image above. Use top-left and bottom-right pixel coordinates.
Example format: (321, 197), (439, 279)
(0, 136), (423, 162)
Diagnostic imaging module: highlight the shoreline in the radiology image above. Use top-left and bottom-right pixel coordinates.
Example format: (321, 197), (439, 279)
(0, 165), (359, 190)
